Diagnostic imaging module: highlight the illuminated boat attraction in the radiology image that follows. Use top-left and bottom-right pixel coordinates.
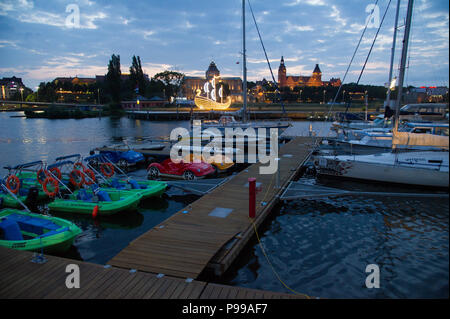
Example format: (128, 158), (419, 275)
(194, 76), (232, 111)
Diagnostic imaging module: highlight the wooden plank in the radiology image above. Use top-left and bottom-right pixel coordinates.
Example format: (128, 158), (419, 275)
(104, 272), (146, 299)
(152, 277), (174, 299)
(93, 269), (131, 299)
(10, 259), (64, 298)
(0, 248), (311, 299)
(140, 276), (171, 299)
(198, 284), (216, 299)
(120, 273), (156, 299)
(177, 281), (206, 299)
(160, 279), (183, 299)
(44, 262), (97, 299)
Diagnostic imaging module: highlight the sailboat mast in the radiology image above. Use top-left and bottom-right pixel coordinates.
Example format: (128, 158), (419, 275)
(385, 0), (401, 108)
(242, 0), (247, 123)
(394, 0), (414, 131)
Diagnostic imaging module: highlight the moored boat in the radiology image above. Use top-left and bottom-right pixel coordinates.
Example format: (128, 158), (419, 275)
(314, 151), (449, 188)
(47, 188), (142, 215)
(0, 208), (81, 253)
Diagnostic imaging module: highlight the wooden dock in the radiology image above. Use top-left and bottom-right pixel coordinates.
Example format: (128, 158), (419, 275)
(108, 137), (318, 278)
(0, 247), (305, 299)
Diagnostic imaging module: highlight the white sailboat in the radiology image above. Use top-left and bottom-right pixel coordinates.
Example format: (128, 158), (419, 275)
(336, 122), (448, 150)
(314, 0), (449, 188)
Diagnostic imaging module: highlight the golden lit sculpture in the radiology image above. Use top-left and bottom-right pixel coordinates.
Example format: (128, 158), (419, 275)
(194, 76), (232, 110)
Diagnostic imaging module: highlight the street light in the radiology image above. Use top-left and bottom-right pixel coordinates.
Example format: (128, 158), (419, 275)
(323, 89), (326, 104)
(19, 87), (24, 102)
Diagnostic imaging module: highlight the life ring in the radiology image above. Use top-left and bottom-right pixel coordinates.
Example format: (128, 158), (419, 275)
(100, 163), (115, 178)
(49, 167), (62, 180)
(42, 177), (59, 197)
(69, 169), (85, 188)
(83, 169), (96, 185)
(6, 175), (20, 194)
(36, 169), (48, 185)
(74, 162), (86, 171)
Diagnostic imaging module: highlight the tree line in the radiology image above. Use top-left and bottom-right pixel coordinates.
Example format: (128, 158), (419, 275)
(27, 55), (185, 112)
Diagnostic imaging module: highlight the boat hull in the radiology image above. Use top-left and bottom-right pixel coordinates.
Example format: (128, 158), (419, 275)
(104, 179), (167, 199)
(0, 209), (81, 253)
(315, 152), (449, 188)
(48, 190), (142, 215)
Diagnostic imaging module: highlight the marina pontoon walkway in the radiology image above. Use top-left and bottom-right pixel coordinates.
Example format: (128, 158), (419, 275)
(108, 137), (318, 279)
(0, 247), (305, 299)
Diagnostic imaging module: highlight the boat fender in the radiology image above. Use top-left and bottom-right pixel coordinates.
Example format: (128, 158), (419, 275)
(128, 179), (140, 189)
(97, 190), (112, 202)
(6, 175), (20, 194)
(92, 205), (99, 219)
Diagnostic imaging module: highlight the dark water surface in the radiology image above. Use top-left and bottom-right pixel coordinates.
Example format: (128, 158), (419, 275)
(218, 179), (449, 298)
(1, 112), (448, 298)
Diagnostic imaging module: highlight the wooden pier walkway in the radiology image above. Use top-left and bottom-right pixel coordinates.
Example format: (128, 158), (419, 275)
(108, 137), (318, 279)
(0, 247), (305, 299)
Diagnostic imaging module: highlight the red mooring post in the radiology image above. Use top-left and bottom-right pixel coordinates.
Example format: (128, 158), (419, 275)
(248, 177), (256, 218)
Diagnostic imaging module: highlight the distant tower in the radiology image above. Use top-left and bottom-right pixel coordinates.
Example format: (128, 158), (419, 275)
(206, 61), (220, 81)
(310, 64), (322, 86)
(278, 56), (287, 88)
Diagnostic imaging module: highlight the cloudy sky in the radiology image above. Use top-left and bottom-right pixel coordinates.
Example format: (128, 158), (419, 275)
(0, 0), (448, 90)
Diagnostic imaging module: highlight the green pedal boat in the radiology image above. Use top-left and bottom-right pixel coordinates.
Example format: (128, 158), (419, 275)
(0, 183), (48, 209)
(106, 178), (167, 199)
(0, 209), (81, 253)
(47, 188), (142, 215)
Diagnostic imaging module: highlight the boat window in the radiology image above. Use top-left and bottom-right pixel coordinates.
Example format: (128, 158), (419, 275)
(412, 128), (432, 134)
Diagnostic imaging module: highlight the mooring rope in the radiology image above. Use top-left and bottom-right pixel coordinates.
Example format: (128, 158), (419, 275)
(250, 219), (311, 299)
(249, 164), (312, 299)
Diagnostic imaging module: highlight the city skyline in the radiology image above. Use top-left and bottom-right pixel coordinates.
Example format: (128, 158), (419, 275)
(0, 0), (448, 90)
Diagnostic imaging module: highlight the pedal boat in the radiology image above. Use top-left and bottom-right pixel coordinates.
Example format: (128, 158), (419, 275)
(0, 208), (81, 253)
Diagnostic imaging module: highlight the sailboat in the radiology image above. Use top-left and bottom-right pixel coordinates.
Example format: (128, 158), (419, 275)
(314, 0), (449, 188)
(199, 0), (291, 135)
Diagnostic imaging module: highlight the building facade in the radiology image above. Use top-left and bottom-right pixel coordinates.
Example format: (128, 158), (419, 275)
(182, 61), (243, 103)
(121, 96), (167, 109)
(0, 76), (25, 100)
(278, 57), (341, 89)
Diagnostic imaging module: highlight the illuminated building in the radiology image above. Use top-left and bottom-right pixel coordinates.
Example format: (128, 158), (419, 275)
(182, 61), (243, 103)
(278, 56), (341, 89)
(0, 76), (25, 99)
(122, 96), (167, 109)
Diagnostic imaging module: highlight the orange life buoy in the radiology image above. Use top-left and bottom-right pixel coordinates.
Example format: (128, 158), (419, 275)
(100, 163), (115, 178)
(42, 177), (59, 197)
(36, 168), (48, 185)
(83, 169), (96, 185)
(69, 169), (85, 188)
(6, 175), (20, 194)
(74, 162), (86, 171)
(49, 167), (62, 180)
